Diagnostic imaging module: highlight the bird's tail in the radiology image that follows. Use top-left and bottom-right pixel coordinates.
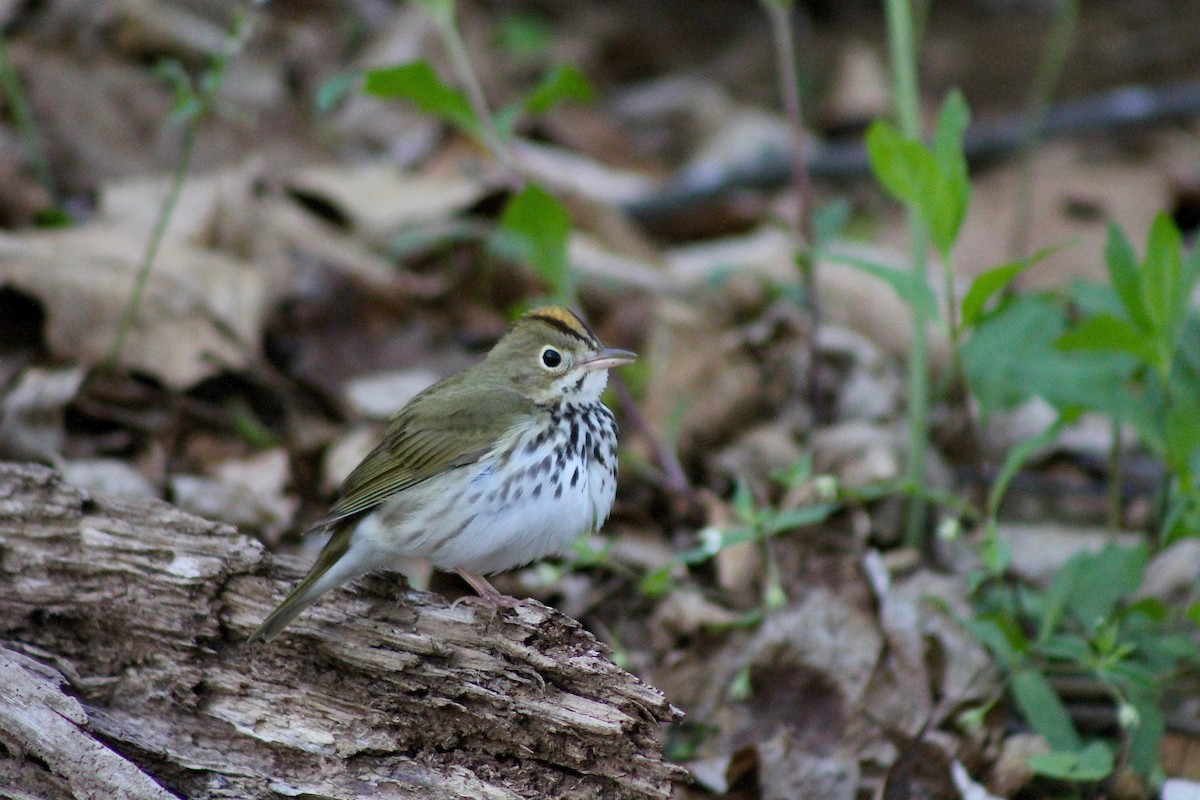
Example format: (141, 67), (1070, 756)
(247, 525), (363, 643)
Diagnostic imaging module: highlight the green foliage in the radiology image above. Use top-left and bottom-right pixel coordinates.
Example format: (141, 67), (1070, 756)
(359, 2), (592, 305)
(491, 184), (573, 303)
(363, 58), (593, 148)
(108, 10), (247, 370)
(1027, 742), (1115, 782)
(638, 463), (839, 599)
(965, 543), (1198, 781)
(1010, 667), (1081, 751)
(495, 12), (552, 60)
(523, 64), (594, 114)
(857, 5), (1200, 793)
(830, 251), (940, 322)
(959, 293), (1140, 422)
(314, 71), (361, 113)
(866, 91), (970, 261)
(363, 60), (481, 137)
(1051, 215), (1200, 539)
(959, 243), (1065, 329)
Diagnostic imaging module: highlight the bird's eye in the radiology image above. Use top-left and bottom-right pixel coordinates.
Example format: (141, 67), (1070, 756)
(540, 347), (563, 369)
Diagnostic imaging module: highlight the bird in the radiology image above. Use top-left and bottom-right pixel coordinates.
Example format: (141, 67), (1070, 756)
(248, 306), (636, 642)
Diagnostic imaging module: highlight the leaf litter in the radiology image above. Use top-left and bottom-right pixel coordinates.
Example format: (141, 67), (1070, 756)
(2, 2), (1199, 798)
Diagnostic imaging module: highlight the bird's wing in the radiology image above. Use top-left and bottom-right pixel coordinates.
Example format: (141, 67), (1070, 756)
(320, 382), (535, 526)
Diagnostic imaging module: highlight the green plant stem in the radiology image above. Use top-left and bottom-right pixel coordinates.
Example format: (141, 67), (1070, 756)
(430, 8), (517, 175)
(761, 1), (814, 246)
(0, 35), (56, 202)
(884, 0), (931, 546)
(1008, 0), (1079, 260)
(761, 0), (825, 423)
(104, 15), (247, 369)
(1107, 418), (1122, 530)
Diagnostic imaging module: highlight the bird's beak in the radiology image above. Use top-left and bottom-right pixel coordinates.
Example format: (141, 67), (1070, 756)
(579, 347), (637, 372)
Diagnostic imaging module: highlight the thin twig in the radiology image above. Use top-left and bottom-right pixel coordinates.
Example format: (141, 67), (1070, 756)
(610, 375), (692, 501)
(0, 35), (56, 202)
(761, 0), (825, 424)
(429, 7), (518, 176)
(883, 0), (932, 547)
(1008, 0), (1080, 260)
(103, 14), (251, 370)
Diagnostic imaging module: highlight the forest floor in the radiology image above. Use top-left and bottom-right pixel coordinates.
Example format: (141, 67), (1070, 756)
(2, 1), (1200, 798)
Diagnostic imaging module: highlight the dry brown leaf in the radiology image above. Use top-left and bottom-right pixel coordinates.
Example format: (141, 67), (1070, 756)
(61, 458), (158, 500)
(757, 731), (860, 800)
(0, 365), (85, 463)
(171, 448), (298, 540)
(514, 139), (659, 208)
(996, 523), (1141, 586)
(285, 162), (492, 245)
(812, 421), (904, 488)
(640, 299), (768, 455)
(0, 225), (265, 387)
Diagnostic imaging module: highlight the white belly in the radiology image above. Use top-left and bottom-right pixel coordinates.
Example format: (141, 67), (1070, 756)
(357, 407), (618, 575)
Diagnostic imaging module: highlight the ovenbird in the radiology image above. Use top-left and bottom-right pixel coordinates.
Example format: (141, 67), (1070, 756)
(248, 307), (635, 642)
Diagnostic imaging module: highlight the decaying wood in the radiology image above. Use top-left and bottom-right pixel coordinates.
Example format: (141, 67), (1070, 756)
(0, 463), (685, 799)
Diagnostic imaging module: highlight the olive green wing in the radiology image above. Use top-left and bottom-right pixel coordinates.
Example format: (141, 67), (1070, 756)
(320, 381), (535, 526)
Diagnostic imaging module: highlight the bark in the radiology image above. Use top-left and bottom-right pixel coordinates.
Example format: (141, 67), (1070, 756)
(0, 463), (685, 799)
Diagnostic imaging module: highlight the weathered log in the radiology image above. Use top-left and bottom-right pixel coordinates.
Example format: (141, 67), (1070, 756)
(0, 462), (684, 799)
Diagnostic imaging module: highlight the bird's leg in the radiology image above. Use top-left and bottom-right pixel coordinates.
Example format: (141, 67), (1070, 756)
(455, 567), (522, 608)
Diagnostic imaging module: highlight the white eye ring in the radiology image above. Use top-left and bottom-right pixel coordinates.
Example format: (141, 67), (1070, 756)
(540, 346), (563, 369)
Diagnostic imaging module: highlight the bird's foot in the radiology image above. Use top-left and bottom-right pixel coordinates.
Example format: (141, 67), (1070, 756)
(452, 567), (525, 615)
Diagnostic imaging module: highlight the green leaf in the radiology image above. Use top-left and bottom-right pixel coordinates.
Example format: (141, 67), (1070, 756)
(979, 523), (1012, 576)
(638, 565), (675, 598)
(1142, 212), (1183, 340)
(492, 101), (522, 143)
(932, 90), (970, 180)
(961, 295), (1143, 422)
(1011, 668), (1082, 751)
(1038, 633), (1092, 663)
(924, 188), (964, 261)
(960, 261), (1029, 329)
(1064, 544), (1148, 633)
(762, 503), (839, 535)
(959, 243), (1065, 329)
(1027, 741), (1114, 782)
(1055, 313), (1159, 366)
(965, 613), (1027, 669)
(492, 184), (572, 299)
(524, 64), (594, 114)
(33, 206), (73, 228)
(363, 61), (479, 137)
(927, 91), (971, 258)
(1037, 553), (1085, 644)
(495, 12), (551, 59)
(828, 252), (941, 323)
(732, 479), (757, 524)
(1127, 698), (1164, 777)
(866, 93), (971, 260)
(1104, 223), (1152, 332)
(986, 413), (1070, 519)
(1165, 395), (1200, 475)
(865, 120), (935, 208)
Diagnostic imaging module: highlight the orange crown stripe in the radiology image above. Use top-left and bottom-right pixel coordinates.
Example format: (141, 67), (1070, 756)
(524, 306), (597, 343)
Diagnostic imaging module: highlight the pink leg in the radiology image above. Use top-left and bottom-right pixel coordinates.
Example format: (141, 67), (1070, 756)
(455, 567), (522, 607)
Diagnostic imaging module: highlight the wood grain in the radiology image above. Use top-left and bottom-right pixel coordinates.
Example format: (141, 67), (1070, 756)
(0, 463), (684, 799)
